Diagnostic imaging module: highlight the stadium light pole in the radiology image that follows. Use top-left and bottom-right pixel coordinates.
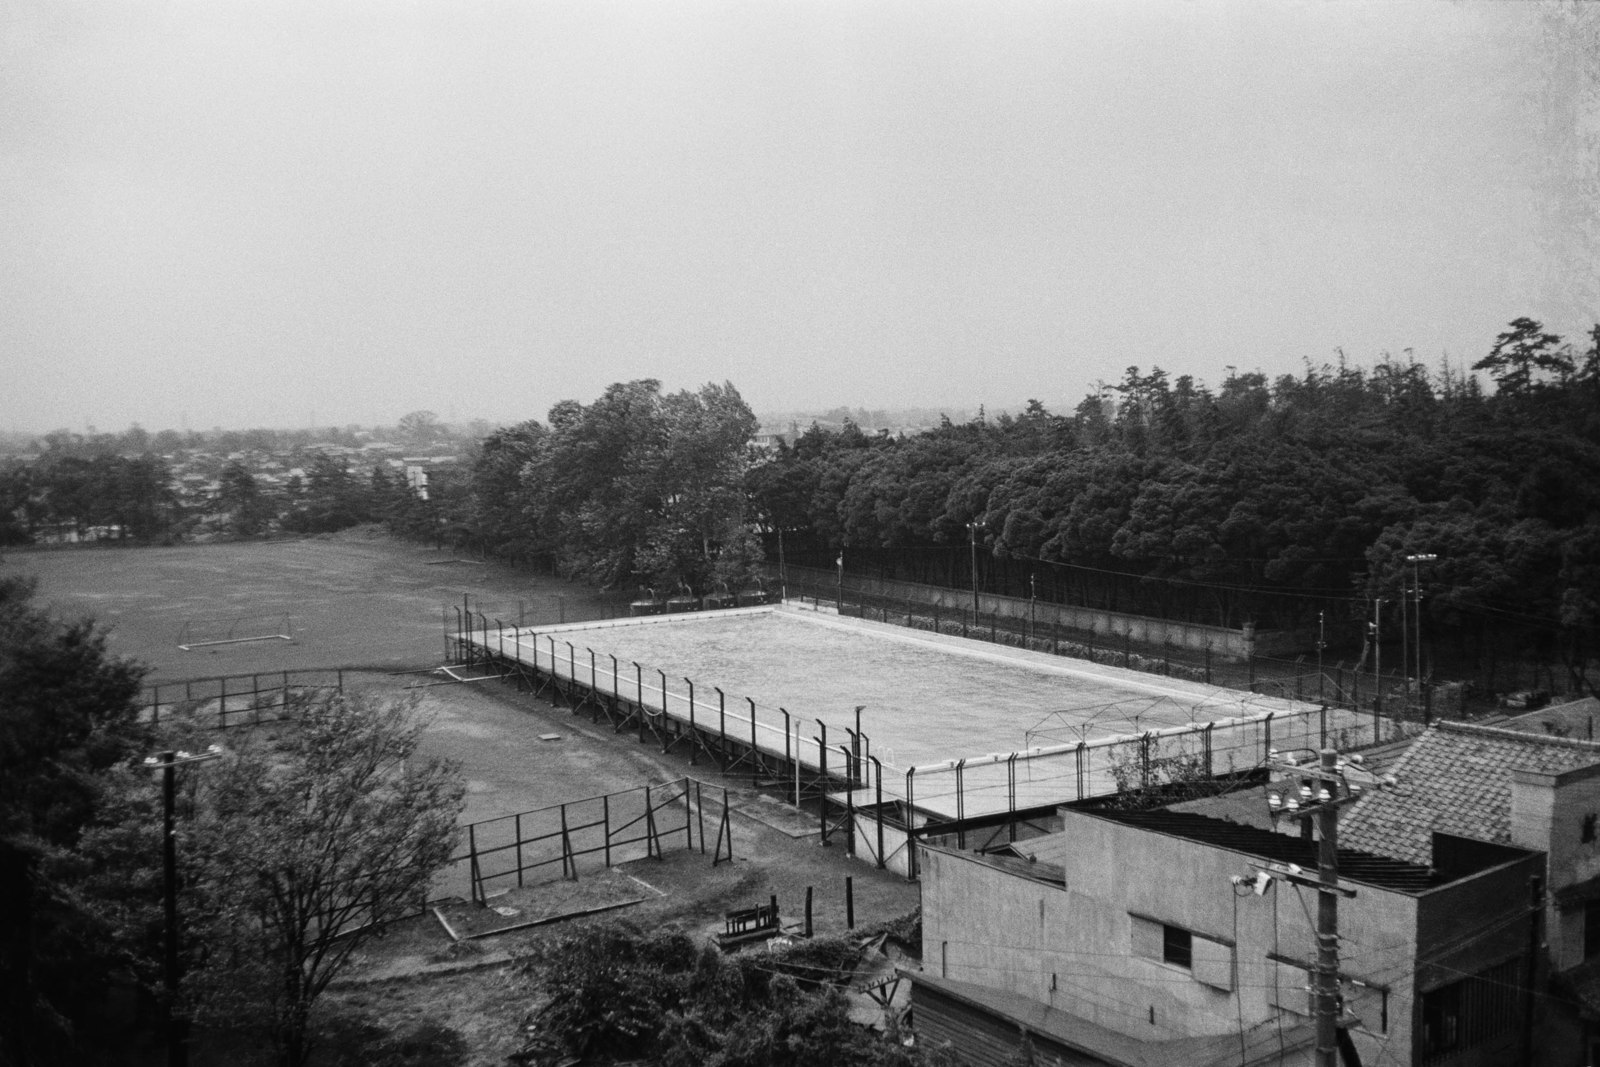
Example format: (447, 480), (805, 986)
(143, 746), (222, 1067)
(966, 521), (986, 618)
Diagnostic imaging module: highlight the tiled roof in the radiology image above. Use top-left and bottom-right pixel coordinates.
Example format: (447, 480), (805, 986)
(1342, 722), (1600, 867)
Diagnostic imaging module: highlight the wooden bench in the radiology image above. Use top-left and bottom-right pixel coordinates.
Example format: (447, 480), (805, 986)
(717, 897), (780, 950)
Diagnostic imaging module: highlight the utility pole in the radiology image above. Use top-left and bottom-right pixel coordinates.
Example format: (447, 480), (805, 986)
(1316, 610), (1326, 703)
(143, 746), (222, 1067)
(1369, 599), (1384, 717)
(777, 527), (787, 601)
(1400, 567), (1410, 717)
(1406, 554), (1436, 723)
(1029, 572), (1037, 641)
(966, 521), (986, 618)
(1261, 748), (1395, 1067)
(835, 547), (844, 613)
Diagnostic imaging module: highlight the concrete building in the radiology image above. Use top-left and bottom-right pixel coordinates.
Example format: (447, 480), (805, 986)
(1342, 721), (1600, 1065)
(912, 799), (1542, 1066)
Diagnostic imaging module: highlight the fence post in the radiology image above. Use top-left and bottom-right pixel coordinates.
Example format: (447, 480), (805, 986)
(871, 755), (885, 869)
(686, 679), (697, 765)
(603, 794), (611, 867)
(659, 670), (669, 753)
(516, 813), (524, 888)
(817, 734), (829, 845)
(468, 824), (480, 906)
(748, 697), (760, 782)
(805, 886), (813, 938)
(717, 688), (727, 769)
(560, 805), (576, 881)
(635, 663), (645, 743)
(906, 767), (919, 881)
(645, 785), (656, 859)
(846, 876), (855, 930)
(841, 744), (855, 857)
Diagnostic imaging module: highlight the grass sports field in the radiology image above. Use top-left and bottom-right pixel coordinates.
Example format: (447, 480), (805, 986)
(4, 531), (622, 681)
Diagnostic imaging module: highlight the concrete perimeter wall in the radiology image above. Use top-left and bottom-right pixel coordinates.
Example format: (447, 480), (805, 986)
(776, 565), (1282, 661)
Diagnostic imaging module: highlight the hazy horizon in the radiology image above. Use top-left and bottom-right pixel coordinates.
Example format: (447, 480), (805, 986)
(6, 0), (1596, 435)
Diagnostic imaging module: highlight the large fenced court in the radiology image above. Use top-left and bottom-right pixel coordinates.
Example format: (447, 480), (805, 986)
(456, 603), (1412, 877)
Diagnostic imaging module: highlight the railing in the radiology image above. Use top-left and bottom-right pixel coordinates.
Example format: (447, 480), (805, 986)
(455, 610), (1426, 881)
(138, 668), (344, 727)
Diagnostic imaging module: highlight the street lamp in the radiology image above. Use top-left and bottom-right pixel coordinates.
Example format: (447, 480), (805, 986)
(966, 521), (986, 618)
(142, 746), (222, 1067)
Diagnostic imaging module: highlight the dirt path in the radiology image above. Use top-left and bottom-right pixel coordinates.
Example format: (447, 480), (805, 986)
(312, 672), (922, 1066)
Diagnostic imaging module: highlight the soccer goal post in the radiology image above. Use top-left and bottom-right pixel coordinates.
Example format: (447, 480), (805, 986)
(177, 613), (293, 651)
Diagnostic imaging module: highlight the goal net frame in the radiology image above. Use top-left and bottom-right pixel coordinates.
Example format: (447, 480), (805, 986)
(177, 613), (294, 651)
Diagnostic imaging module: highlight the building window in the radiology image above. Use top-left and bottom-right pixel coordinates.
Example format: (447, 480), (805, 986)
(1163, 925), (1193, 968)
(1130, 914), (1234, 990)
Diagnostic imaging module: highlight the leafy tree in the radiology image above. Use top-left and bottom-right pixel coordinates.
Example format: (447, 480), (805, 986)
(282, 452), (370, 533)
(1474, 316), (1573, 397)
(396, 410), (444, 450)
(181, 692), (465, 1067)
(514, 922), (952, 1067)
(486, 381), (760, 592)
(218, 461), (275, 536)
(0, 569), (150, 1066)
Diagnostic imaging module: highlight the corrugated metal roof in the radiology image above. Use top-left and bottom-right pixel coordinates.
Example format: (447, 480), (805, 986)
(1341, 721), (1600, 867)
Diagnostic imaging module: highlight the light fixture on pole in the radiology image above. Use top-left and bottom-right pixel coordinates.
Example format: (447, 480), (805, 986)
(1405, 554), (1437, 723)
(142, 746), (223, 1067)
(1369, 598), (1384, 718)
(966, 520), (986, 618)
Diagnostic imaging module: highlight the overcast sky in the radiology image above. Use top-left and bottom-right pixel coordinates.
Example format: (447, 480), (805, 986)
(3, 0), (1595, 433)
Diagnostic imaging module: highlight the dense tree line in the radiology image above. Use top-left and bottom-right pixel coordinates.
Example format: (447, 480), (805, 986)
(471, 380), (765, 597)
(744, 320), (1600, 693)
